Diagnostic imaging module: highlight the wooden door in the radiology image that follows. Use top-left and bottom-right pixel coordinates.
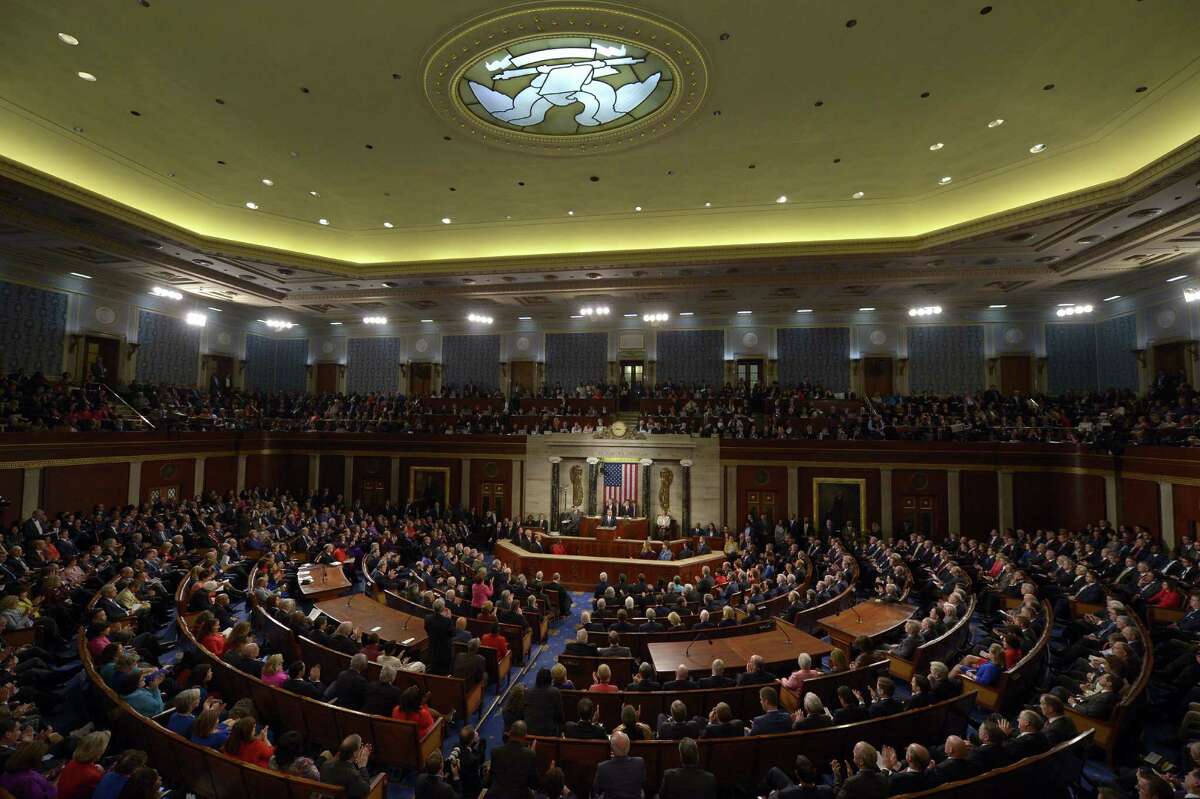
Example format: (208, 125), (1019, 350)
(410, 363), (433, 396)
(479, 482), (508, 518)
(511, 361), (537, 393)
(863, 357), (893, 396)
(736, 358), (764, 388)
(83, 336), (119, 384)
(620, 360), (644, 410)
(1154, 342), (1188, 377)
(899, 495), (939, 538)
(359, 479), (386, 509)
(314, 362), (339, 394)
(746, 490), (777, 526)
(999, 355), (1032, 396)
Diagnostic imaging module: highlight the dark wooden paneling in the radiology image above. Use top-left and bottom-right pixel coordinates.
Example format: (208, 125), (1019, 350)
(891, 469), (948, 540)
(400, 458), (463, 509)
(0, 469), (23, 527)
(204, 456), (237, 498)
(998, 355), (1032, 395)
(319, 455), (346, 498)
(1173, 484), (1200, 543)
(796, 467), (881, 532)
(352, 456), (391, 507)
(469, 458), (512, 518)
(736, 465), (788, 525)
(140, 458), (196, 504)
(1013, 472), (1105, 532)
(41, 463), (128, 517)
(245, 454), (308, 496)
(959, 470), (998, 538)
(1120, 478), (1161, 538)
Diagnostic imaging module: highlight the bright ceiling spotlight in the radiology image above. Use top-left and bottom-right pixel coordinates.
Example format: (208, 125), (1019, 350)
(988, 304), (1007, 309)
(76, 71), (97, 82)
(795, 308), (813, 313)
(987, 118), (1005, 128)
(929, 142), (944, 151)
(185, 312), (207, 327)
(467, 313), (494, 324)
(261, 178), (274, 186)
(244, 201), (259, 210)
(642, 312), (670, 323)
(264, 319), (295, 330)
(441, 217), (452, 224)
(69, 272), (92, 279)
(859, 307), (876, 312)
(851, 191), (865, 199)
(938, 176), (953, 185)
(776, 195), (788, 204)
(678, 311), (695, 316)
(150, 286), (182, 301)
(362, 316), (388, 325)
(908, 306), (943, 317)
(383, 221), (394, 228)
(1029, 143), (1047, 154)
(1184, 288), (1200, 304)
(1167, 275), (1188, 283)
(317, 218), (329, 225)
(1055, 304), (1093, 318)
(580, 306), (610, 316)
(1103, 295), (1122, 302)
(633, 206), (642, 212)
(58, 33), (79, 46)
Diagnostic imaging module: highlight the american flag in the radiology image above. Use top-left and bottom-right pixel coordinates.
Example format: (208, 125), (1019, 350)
(602, 461), (639, 506)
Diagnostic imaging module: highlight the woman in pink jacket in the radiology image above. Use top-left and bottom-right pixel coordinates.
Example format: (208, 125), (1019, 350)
(471, 573), (494, 610)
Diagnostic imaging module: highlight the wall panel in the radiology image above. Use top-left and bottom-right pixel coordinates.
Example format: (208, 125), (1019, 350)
(959, 470), (998, 537)
(1013, 472), (1105, 531)
(139, 458), (196, 504)
(907, 326), (984, 394)
(735, 465), (789, 525)
(203, 456), (238, 497)
(545, 332), (607, 391)
(656, 330), (724, 388)
(319, 455), (346, 498)
(776, 328), (850, 392)
(442, 335), (500, 391)
(0, 280), (67, 377)
(135, 311), (200, 386)
(1173, 484), (1200, 543)
(41, 463), (128, 516)
(891, 469), (948, 539)
(0, 469), (23, 527)
(469, 458), (514, 518)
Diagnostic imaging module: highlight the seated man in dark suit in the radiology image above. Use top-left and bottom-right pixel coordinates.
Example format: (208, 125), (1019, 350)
(224, 641), (265, 678)
(750, 686), (793, 735)
(1038, 694), (1079, 746)
(932, 736), (982, 784)
(564, 627), (600, 657)
(831, 686), (868, 725)
(1067, 673), (1121, 719)
(597, 629), (633, 659)
(323, 653), (370, 710)
(700, 701), (745, 738)
(657, 700), (702, 740)
(866, 676), (904, 718)
(967, 720), (1012, 771)
(662, 664), (698, 692)
(639, 609), (664, 633)
(1000, 709), (1050, 761)
(830, 741), (889, 799)
(699, 658), (736, 689)
(737, 654), (775, 686)
(452, 638), (487, 688)
(880, 743), (935, 797)
(485, 721), (540, 799)
(593, 731), (645, 799)
(891, 621), (923, 661)
(659, 737), (716, 799)
(626, 662), (662, 692)
(564, 697), (610, 740)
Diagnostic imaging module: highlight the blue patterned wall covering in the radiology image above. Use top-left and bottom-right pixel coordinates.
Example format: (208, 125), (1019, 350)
(134, 311), (200, 386)
(1046, 323), (1098, 394)
(777, 327), (850, 392)
(0, 280), (67, 377)
(907, 325), (985, 394)
(245, 334), (309, 393)
(656, 330), (724, 387)
(545, 332), (607, 390)
(443, 335), (500, 391)
(346, 337), (401, 394)
(1096, 315), (1138, 392)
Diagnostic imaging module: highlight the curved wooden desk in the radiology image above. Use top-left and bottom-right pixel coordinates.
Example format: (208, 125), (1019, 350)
(646, 619), (831, 677)
(495, 539), (725, 590)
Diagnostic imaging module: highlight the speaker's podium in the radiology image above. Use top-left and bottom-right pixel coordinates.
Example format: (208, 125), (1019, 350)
(580, 516), (649, 539)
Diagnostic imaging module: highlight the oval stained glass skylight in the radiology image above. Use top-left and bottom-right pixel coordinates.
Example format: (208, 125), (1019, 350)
(458, 36), (673, 136)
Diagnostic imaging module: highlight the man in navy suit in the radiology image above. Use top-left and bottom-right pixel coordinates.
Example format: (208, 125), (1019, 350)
(750, 687), (793, 735)
(593, 732), (645, 799)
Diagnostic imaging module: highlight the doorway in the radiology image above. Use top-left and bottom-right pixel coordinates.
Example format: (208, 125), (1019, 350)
(998, 355), (1032, 396)
(899, 495), (939, 538)
(736, 358), (764, 388)
(863, 357), (893, 397)
(358, 478), (386, 510)
(746, 490), (777, 526)
(479, 482), (507, 517)
(1154, 341), (1189, 379)
(620, 359), (644, 410)
(510, 361), (536, 394)
(83, 336), (119, 385)
(410, 362), (433, 396)
(314, 363), (339, 394)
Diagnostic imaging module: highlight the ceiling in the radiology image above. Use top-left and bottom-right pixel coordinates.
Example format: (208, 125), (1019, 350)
(0, 1), (1199, 329)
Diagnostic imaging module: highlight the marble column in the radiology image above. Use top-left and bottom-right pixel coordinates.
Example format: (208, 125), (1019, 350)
(787, 467), (799, 522)
(549, 458), (561, 532)
(390, 458), (401, 504)
(128, 462), (141, 506)
(640, 459), (653, 521)
(725, 465), (738, 528)
(1160, 481), (1176, 548)
(998, 470), (1014, 531)
(308, 455), (320, 494)
(512, 460), (524, 520)
(680, 460), (693, 533)
(1104, 473), (1119, 526)
(879, 467), (893, 540)
(20, 467), (41, 518)
(947, 469), (961, 536)
(586, 459), (599, 516)
(236, 455), (247, 493)
(194, 457), (206, 496)
(460, 458), (471, 512)
(343, 456), (354, 503)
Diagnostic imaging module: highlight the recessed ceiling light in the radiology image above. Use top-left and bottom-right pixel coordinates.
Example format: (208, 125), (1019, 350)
(317, 218), (329, 225)
(570, 314), (584, 319)
(420, 319), (434, 323)
(77, 71), (97, 82)
(1103, 295), (1122, 302)
(929, 142), (944, 151)
(383, 222), (394, 228)
(1167, 275), (1188, 282)
(329, 321), (343, 325)
(988, 304), (1007, 309)
(851, 191), (865, 200)
(796, 308), (813, 313)
(308, 190), (320, 197)
(518, 316), (532, 321)
(207, 307), (222, 312)
(704, 202), (712, 207)
(634, 206), (642, 212)
(987, 118), (1005, 128)
(185, 312), (206, 328)
(858, 307), (876, 311)
(244, 202), (258, 210)
(737, 310), (753, 315)
(57, 33), (79, 46)
(1029, 143), (1046, 154)
(776, 195), (788, 204)
(567, 210), (575, 216)
(69, 272), (92, 279)
(623, 313), (638, 318)
(679, 311), (694, 316)
(261, 178), (274, 186)
(1056, 303), (1075, 307)
(441, 217), (451, 224)
(938, 176), (953, 185)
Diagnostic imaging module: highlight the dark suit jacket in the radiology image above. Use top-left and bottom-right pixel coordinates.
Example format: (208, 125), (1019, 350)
(1072, 690), (1117, 719)
(657, 717), (701, 740)
(564, 641), (600, 657)
(525, 686), (564, 737)
(319, 759), (372, 799)
(593, 756), (645, 799)
(415, 774), (458, 799)
(1002, 731), (1049, 761)
(360, 680), (405, 716)
(1043, 716), (1079, 746)
(832, 704), (868, 725)
(659, 765), (716, 799)
(737, 669), (775, 686)
(751, 709), (793, 735)
(893, 635), (922, 660)
(836, 768), (889, 799)
(486, 741), (540, 799)
(932, 758), (980, 784)
(564, 719), (609, 740)
(699, 675), (736, 689)
(967, 743), (1010, 771)
(324, 668), (368, 710)
(453, 652), (487, 686)
(885, 770), (932, 797)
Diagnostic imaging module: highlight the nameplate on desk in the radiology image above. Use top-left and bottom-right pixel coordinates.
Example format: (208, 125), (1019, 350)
(308, 607), (322, 620)
(401, 637), (416, 646)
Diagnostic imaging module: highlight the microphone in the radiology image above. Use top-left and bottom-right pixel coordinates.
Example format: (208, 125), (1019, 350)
(775, 618), (794, 647)
(850, 604), (863, 624)
(683, 625), (710, 659)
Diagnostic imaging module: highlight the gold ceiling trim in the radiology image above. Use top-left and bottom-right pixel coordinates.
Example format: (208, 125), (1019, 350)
(0, 135), (1197, 279)
(421, 2), (709, 155)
